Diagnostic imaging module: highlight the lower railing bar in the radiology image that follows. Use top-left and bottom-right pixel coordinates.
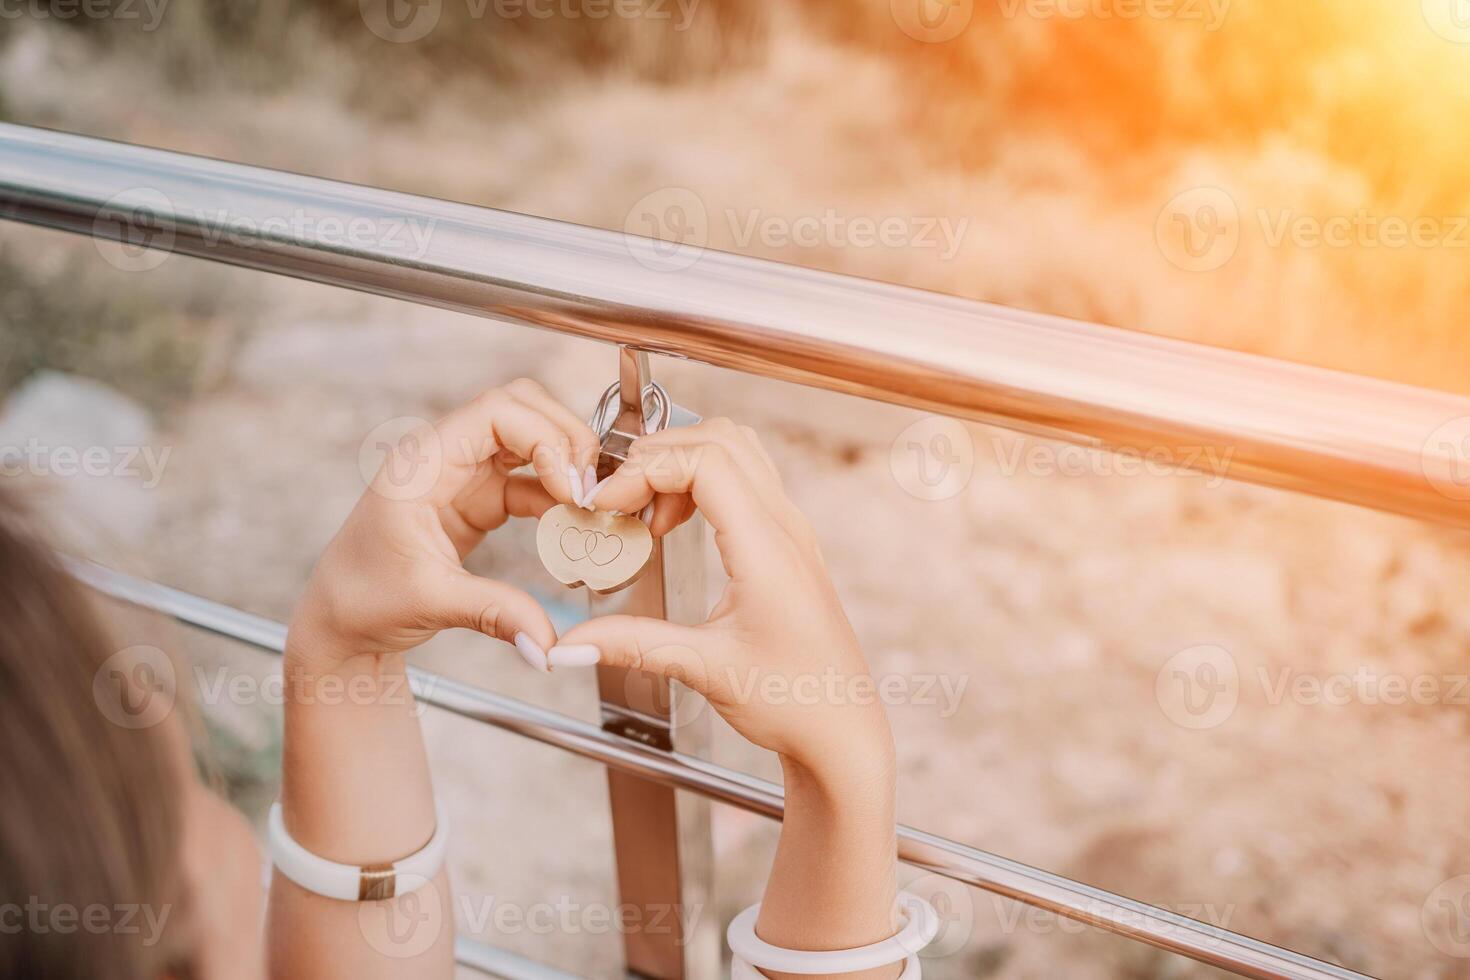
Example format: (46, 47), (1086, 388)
(453, 937), (583, 980)
(70, 560), (1374, 980)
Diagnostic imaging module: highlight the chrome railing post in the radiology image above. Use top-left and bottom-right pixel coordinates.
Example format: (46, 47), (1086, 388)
(587, 348), (717, 979)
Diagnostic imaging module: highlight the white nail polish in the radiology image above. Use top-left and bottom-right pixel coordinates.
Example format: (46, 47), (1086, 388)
(547, 644), (600, 668)
(638, 504), (654, 526)
(514, 632), (549, 673)
(565, 464), (586, 508)
(582, 476), (612, 510)
(582, 466), (597, 501)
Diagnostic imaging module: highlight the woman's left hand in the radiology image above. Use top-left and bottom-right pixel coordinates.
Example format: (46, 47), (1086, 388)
(289, 379), (601, 671)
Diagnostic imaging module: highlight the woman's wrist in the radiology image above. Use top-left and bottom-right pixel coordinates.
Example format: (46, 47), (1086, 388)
(780, 744), (896, 815)
(778, 698), (897, 805)
(281, 597), (436, 866)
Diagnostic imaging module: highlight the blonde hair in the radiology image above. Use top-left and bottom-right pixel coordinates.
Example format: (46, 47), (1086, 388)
(0, 489), (195, 979)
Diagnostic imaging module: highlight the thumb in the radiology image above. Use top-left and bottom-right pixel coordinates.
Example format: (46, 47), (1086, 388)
(549, 615), (715, 692)
(429, 571), (558, 672)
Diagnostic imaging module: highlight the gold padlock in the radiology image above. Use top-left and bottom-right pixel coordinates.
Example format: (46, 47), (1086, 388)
(535, 379), (670, 595)
(536, 504), (654, 594)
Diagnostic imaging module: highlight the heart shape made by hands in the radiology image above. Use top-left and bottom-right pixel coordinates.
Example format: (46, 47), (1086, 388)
(536, 504), (653, 595)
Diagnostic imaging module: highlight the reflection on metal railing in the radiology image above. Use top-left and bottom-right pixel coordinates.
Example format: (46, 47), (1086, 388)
(69, 560), (1372, 980)
(2, 123), (1469, 529)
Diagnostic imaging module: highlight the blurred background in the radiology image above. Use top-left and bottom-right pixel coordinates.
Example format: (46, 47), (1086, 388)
(4, 0), (1470, 976)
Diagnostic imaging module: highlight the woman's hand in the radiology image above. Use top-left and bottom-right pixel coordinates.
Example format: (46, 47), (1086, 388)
(552, 418), (895, 786)
(290, 379), (601, 672)
(552, 419), (901, 972)
(273, 381), (602, 980)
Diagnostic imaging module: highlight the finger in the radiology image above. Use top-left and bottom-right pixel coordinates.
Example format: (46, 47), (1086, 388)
(585, 439), (785, 571)
(645, 491), (694, 538)
(503, 378), (602, 477)
(503, 474), (558, 519)
(430, 390), (582, 508)
(606, 421), (786, 518)
(427, 571), (557, 673)
(549, 615), (716, 691)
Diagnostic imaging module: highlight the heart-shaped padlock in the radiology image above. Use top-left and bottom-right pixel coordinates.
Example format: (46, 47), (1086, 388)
(536, 504), (654, 594)
(536, 379), (670, 595)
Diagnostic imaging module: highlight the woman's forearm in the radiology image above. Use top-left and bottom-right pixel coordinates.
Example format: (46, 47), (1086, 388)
(755, 748), (902, 980)
(266, 628), (454, 978)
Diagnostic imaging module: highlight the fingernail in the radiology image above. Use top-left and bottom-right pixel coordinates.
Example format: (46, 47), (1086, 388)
(547, 644), (600, 668)
(565, 464), (586, 507)
(582, 476), (612, 511)
(513, 632), (549, 673)
(638, 504), (654, 526)
(582, 465), (597, 501)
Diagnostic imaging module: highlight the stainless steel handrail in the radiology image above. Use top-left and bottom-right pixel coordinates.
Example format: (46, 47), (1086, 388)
(1, 123), (1467, 528)
(69, 560), (1372, 980)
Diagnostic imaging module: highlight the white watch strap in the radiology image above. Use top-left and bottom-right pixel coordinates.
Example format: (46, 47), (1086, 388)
(726, 891), (938, 974)
(267, 799), (449, 902)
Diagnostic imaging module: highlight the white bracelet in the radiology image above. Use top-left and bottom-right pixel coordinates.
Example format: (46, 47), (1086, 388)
(267, 799), (449, 903)
(732, 953), (922, 978)
(726, 891), (938, 974)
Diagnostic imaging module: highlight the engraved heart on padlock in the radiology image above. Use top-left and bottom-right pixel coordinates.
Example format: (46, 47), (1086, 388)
(536, 504), (653, 594)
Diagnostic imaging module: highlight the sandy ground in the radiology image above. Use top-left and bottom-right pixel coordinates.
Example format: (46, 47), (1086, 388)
(6, 12), (1470, 979)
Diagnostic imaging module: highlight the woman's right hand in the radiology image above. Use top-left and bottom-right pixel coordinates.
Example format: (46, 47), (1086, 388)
(553, 419), (903, 969)
(550, 419), (895, 787)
